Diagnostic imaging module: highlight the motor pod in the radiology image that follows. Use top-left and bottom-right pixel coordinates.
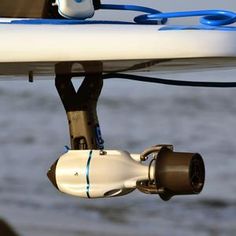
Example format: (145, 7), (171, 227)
(47, 146), (205, 200)
(47, 150), (154, 198)
(155, 147), (205, 201)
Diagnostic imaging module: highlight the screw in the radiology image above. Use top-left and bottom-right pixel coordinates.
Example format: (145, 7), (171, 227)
(99, 150), (106, 155)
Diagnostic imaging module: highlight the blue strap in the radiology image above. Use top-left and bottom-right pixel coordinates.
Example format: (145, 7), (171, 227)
(101, 5), (236, 27)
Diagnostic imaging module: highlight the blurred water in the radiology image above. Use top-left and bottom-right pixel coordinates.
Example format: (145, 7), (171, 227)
(0, 69), (236, 236)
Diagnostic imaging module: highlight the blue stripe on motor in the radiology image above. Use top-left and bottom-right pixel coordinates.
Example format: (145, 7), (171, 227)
(86, 150), (93, 198)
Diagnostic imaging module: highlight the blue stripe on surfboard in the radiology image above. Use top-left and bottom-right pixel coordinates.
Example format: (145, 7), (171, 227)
(0, 19), (135, 25)
(0, 19), (236, 31)
(159, 25), (236, 31)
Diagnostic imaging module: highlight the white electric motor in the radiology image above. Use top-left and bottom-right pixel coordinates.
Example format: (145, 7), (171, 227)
(48, 146), (205, 200)
(48, 149), (155, 198)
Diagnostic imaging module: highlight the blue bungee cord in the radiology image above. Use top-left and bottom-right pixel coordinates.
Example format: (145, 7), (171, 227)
(100, 4), (236, 27)
(6, 3), (236, 30)
(99, 4), (168, 24)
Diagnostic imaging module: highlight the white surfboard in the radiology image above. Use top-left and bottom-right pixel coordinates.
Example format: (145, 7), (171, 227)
(0, 19), (236, 78)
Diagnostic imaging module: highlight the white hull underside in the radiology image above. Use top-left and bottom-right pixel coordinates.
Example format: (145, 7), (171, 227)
(0, 23), (235, 79)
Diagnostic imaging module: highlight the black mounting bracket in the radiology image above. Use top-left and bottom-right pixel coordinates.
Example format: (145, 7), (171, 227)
(55, 62), (104, 150)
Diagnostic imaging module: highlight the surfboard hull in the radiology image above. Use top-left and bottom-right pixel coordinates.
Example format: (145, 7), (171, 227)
(0, 23), (235, 78)
(0, 58), (236, 79)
